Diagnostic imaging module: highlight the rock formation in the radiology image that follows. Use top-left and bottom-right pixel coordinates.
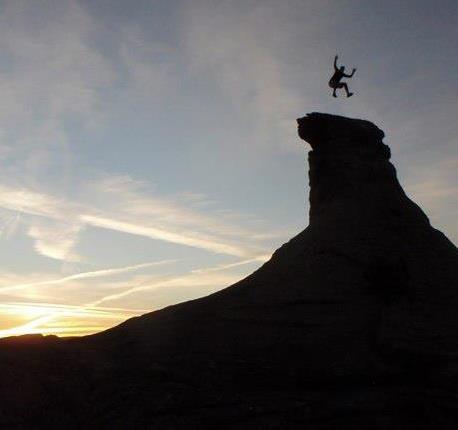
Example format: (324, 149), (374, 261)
(0, 113), (457, 429)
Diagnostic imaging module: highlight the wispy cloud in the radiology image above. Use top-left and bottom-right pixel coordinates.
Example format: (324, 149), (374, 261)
(0, 259), (178, 294)
(27, 221), (83, 262)
(80, 214), (250, 257)
(0, 178), (273, 261)
(0, 184), (70, 219)
(0, 211), (21, 239)
(0, 184), (84, 261)
(181, 1), (304, 149)
(90, 256), (268, 307)
(0, 0), (115, 189)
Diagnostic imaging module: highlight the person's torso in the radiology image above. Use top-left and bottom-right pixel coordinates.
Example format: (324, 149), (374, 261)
(329, 70), (344, 83)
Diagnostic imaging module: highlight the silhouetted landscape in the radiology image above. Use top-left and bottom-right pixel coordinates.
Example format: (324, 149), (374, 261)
(1, 113), (457, 428)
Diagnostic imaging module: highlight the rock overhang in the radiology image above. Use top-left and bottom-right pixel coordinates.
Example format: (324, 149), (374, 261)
(297, 112), (386, 151)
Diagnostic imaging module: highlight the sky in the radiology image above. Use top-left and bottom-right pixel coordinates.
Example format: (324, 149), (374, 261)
(0, 0), (456, 338)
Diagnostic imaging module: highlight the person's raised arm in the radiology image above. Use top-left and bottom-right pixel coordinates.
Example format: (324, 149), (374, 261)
(344, 67), (356, 78)
(333, 55), (339, 71)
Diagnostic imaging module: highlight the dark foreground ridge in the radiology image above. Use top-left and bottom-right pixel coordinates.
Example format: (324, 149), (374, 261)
(1, 113), (457, 429)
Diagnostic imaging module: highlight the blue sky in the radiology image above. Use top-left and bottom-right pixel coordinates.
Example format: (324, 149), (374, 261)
(0, 0), (456, 337)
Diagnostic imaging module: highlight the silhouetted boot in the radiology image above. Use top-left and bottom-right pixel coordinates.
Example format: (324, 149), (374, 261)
(347, 92), (353, 97)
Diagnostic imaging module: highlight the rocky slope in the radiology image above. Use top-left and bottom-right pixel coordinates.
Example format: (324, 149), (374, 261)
(1, 113), (457, 429)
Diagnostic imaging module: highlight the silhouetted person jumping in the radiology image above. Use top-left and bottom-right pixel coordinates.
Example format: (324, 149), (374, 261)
(329, 55), (356, 98)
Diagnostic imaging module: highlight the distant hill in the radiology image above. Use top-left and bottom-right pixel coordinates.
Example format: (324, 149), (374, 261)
(1, 113), (457, 429)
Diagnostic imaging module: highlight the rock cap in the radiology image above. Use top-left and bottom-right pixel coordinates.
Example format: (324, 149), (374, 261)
(297, 112), (386, 155)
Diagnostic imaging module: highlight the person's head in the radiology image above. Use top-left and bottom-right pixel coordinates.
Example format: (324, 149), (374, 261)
(339, 66), (345, 72)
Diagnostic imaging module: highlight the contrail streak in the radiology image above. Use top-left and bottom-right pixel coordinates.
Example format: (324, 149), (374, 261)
(0, 259), (178, 293)
(80, 214), (251, 257)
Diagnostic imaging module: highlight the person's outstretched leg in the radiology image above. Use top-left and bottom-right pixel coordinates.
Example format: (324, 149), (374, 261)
(342, 83), (353, 97)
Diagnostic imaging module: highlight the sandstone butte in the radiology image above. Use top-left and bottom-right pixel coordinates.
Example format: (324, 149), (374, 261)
(1, 113), (457, 429)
